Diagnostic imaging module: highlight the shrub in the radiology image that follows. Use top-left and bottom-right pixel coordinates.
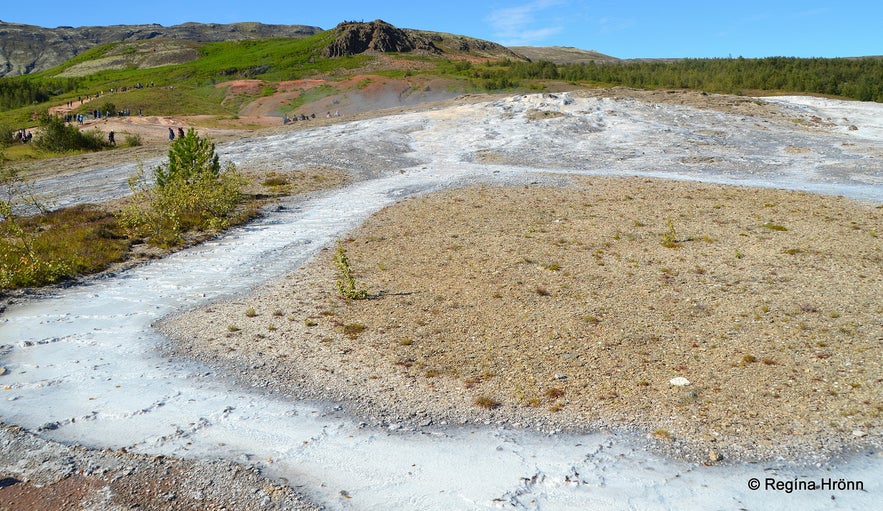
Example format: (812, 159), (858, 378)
(125, 134), (143, 147)
(98, 102), (117, 117)
(0, 125), (13, 148)
(1, 162), (128, 289)
(34, 113), (109, 153)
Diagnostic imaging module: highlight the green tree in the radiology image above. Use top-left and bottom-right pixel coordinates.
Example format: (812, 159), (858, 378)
(154, 128), (221, 188)
(121, 130), (243, 247)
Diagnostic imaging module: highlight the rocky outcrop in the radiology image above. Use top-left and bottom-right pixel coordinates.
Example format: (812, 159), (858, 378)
(325, 20), (440, 57)
(324, 20), (527, 61)
(0, 21), (323, 77)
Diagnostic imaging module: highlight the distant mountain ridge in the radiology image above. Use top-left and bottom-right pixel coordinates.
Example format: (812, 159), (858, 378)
(510, 46), (619, 65)
(0, 21), (323, 77)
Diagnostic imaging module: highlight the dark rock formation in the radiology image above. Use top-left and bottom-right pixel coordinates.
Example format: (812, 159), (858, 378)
(323, 20), (527, 62)
(324, 20), (440, 57)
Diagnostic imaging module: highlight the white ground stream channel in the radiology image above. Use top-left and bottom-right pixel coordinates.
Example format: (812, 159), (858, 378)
(2, 93), (881, 509)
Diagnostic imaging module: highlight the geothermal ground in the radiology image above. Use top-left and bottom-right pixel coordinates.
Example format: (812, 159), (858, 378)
(1, 89), (881, 510)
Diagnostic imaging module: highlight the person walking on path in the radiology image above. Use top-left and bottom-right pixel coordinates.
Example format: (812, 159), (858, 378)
(168, 127), (175, 141)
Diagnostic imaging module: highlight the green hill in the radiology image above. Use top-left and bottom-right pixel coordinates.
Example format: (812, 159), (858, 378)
(2, 19), (883, 133)
(0, 20), (533, 127)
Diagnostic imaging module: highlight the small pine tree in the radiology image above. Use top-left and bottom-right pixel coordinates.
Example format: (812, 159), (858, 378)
(154, 128), (221, 188)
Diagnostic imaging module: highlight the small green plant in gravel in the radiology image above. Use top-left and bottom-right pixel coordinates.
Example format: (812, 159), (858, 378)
(334, 241), (368, 300)
(660, 219), (679, 248)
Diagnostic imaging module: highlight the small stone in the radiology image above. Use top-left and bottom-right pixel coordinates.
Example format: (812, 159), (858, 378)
(553, 374), (568, 380)
(669, 377), (691, 386)
(708, 450), (722, 462)
(0, 367), (6, 376)
(852, 430), (867, 437)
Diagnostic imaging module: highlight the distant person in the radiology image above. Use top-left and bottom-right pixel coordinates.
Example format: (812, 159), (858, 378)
(108, 131), (115, 146)
(178, 127), (185, 139)
(168, 127), (175, 141)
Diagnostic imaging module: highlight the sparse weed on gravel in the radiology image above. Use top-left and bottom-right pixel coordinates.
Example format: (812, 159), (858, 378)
(660, 219), (679, 248)
(341, 322), (367, 339)
(334, 241), (369, 300)
(653, 428), (672, 440)
(473, 396), (501, 409)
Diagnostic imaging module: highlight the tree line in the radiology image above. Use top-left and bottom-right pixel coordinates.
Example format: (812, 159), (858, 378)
(0, 77), (81, 110)
(502, 56), (883, 102)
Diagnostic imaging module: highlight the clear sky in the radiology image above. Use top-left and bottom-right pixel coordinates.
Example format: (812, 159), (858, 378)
(3, 0), (879, 59)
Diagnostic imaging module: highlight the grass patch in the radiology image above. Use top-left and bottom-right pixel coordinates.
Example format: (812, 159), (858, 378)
(0, 204), (130, 289)
(762, 222), (788, 231)
(473, 396), (501, 409)
(341, 322), (367, 339)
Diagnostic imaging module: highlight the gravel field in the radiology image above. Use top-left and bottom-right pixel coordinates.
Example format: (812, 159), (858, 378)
(162, 177), (882, 463)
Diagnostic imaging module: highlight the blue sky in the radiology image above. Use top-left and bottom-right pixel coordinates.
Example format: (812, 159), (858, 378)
(3, 1), (879, 59)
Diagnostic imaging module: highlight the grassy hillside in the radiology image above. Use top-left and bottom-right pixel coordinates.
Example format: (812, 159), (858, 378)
(0, 26), (515, 128)
(2, 21), (883, 133)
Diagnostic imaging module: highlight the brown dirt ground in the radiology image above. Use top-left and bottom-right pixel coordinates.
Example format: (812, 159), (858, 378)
(0, 426), (315, 511)
(165, 177), (883, 463)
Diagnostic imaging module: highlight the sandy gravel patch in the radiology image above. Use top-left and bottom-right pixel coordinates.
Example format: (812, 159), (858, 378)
(0, 425), (316, 511)
(163, 177), (882, 463)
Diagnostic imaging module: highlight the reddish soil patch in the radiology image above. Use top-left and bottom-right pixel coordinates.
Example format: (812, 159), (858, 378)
(221, 79), (266, 95)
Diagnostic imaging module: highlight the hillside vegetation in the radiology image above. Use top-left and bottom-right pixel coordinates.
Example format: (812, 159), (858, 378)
(0, 20), (322, 77)
(1, 20), (883, 133)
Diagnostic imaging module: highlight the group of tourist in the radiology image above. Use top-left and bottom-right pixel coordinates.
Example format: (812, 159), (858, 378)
(13, 128), (32, 143)
(282, 110), (341, 125)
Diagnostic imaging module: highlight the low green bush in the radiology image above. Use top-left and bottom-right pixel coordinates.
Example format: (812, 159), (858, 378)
(34, 113), (110, 153)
